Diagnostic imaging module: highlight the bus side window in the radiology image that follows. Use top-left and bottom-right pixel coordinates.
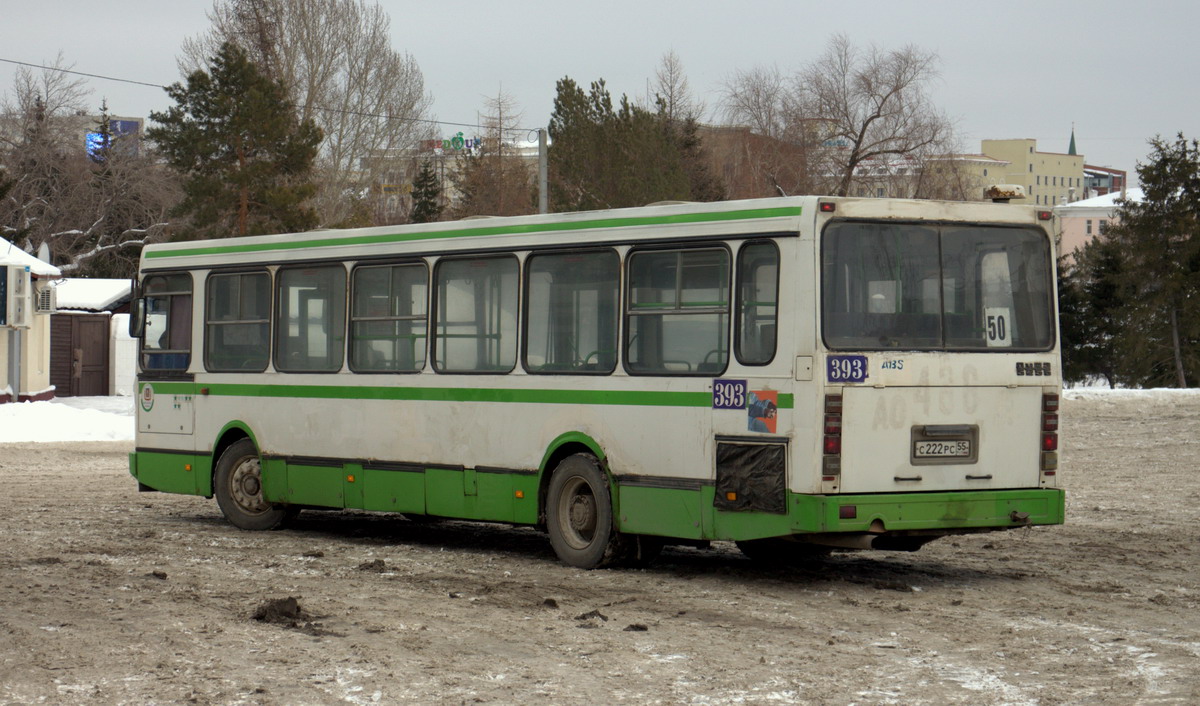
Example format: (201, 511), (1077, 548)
(736, 241), (779, 365)
(205, 272), (271, 372)
(350, 263), (428, 372)
(434, 256), (518, 373)
(275, 265), (347, 372)
(141, 273), (193, 372)
(525, 250), (619, 374)
(626, 248), (729, 376)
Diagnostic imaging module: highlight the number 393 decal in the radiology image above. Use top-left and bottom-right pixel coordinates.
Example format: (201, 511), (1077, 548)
(712, 379), (748, 410)
(827, 355), (869, 384)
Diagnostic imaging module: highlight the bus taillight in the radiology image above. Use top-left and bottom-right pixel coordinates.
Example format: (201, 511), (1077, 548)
(823, 395), (843, 479)
(1041, 393), (1059, 472)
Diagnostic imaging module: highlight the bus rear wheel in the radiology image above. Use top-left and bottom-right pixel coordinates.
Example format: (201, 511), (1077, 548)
(546, 453), (629, 569)
(214, 438), (295, 531)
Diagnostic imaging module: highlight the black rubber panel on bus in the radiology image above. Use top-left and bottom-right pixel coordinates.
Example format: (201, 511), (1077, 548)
(214, 438), (296, 531)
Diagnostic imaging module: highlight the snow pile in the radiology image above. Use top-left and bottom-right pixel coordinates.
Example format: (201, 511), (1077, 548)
(1062, 388), (1200, 402)
(0, 396), (134, 443)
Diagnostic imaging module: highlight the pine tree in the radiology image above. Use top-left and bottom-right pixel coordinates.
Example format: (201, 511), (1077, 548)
(547, 77), (721, 213)
(1060, 238), (1123, 386)
(148, 41), (322, 238)
(1103, 134), (1200, 388)
(409, 159), (443, 223)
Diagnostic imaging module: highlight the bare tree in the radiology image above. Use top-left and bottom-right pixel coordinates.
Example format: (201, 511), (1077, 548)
(450, 92), (535, 219)
(720, 65), (790, 140)
(799, 34), (950, 197)
(719, 35), (954, 198)
(718, 65), (817, 197)
(0, 54), (92, 253)
(1, 62), (179, 275)
(653, 50), (705, 123)
(183, 0), (436, 227)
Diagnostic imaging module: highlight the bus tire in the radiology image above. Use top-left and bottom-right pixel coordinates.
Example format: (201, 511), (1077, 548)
(214, 438), (293, 531)
(546, 453), (624, 569)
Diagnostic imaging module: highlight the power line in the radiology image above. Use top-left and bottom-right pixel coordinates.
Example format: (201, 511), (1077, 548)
(0, 57), (165, 89)
(1, 56), (542, 134)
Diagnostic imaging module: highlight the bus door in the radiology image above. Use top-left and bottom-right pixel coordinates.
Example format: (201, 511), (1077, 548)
(133, 273), (199, 495)
(137, 273), (195, 438)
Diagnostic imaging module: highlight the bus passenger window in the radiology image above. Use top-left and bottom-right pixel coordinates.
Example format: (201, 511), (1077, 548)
(141, 274), (192, 372)
(434, 256), (518, 373)
(275, 265), (347, 372)
(736, 242), (779, 365)
(626, 248), (729, 375)
(350, 263), (428, 372)
(205, 272), (271, 372)
(525, 251), (619, 374)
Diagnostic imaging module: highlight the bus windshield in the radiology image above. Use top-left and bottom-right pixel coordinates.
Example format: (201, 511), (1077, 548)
(822, 222), (1054, 351)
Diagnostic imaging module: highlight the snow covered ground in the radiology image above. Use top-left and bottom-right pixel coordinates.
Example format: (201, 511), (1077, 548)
(0, 387), (1197, 444)
(0, 395), (134, 443)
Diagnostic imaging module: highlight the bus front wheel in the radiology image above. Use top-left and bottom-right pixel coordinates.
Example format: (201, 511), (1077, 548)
(546, 453), (626, 569)
(214, 438), (295, 531)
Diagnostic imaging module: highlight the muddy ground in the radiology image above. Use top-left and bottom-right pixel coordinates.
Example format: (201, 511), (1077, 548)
(1, 394), (1198, 705)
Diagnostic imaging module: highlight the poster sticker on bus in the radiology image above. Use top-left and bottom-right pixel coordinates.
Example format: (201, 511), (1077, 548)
(747, 390), (778, 433)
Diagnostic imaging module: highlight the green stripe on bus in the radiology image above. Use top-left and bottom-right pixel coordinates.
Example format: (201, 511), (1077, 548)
(143, 206), (803, 259)
(140, 381), (794, 409)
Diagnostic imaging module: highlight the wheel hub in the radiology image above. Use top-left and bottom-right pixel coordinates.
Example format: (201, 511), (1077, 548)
(240, 475), (261, 496)
(229, 458), (269, 514)
(568, 495), (595, 534)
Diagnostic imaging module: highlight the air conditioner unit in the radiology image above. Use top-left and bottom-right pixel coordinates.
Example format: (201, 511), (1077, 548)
(3, 266), (32, 328)
(35, 285), (57, 314)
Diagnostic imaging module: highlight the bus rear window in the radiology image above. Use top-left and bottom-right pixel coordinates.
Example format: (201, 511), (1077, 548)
(822, 223), (1053, 351)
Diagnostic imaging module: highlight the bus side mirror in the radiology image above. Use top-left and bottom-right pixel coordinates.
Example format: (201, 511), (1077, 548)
(129, 297), (146, 338)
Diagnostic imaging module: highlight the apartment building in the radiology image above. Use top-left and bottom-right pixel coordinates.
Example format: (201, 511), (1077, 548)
(980, 138), (1085, 206)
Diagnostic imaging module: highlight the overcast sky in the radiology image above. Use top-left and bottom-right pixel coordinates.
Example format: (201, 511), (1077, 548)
(4, 0), (1198, 180)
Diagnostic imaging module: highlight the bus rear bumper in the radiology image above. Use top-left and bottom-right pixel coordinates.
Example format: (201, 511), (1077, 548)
(811, 488), (1066, 535)
(617, 484), (1065, 543)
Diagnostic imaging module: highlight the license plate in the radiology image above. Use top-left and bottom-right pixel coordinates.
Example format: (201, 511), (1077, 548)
(913, 440), (972, 458)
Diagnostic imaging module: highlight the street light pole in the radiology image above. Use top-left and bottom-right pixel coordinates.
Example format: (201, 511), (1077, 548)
(538, 128), (548, 214)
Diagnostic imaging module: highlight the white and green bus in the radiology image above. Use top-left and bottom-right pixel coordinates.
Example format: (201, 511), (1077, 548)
(128, 196), (1064, 568)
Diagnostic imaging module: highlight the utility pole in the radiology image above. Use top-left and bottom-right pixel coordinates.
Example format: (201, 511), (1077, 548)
(538, 128), (548, 214)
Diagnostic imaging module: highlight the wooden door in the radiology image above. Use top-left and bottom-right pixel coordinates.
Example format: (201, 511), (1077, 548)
(73, 316), (110, 396)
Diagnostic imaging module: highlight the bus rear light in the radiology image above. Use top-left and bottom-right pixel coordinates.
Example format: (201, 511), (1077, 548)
(1037, 210), (1053, 221)
(1040, 393), (1059, 453)
(823, 436), (841, 455)
(820, 202), (836, 213)
(823, 394), (842, 476)
(1041, 451), (1058, 472)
